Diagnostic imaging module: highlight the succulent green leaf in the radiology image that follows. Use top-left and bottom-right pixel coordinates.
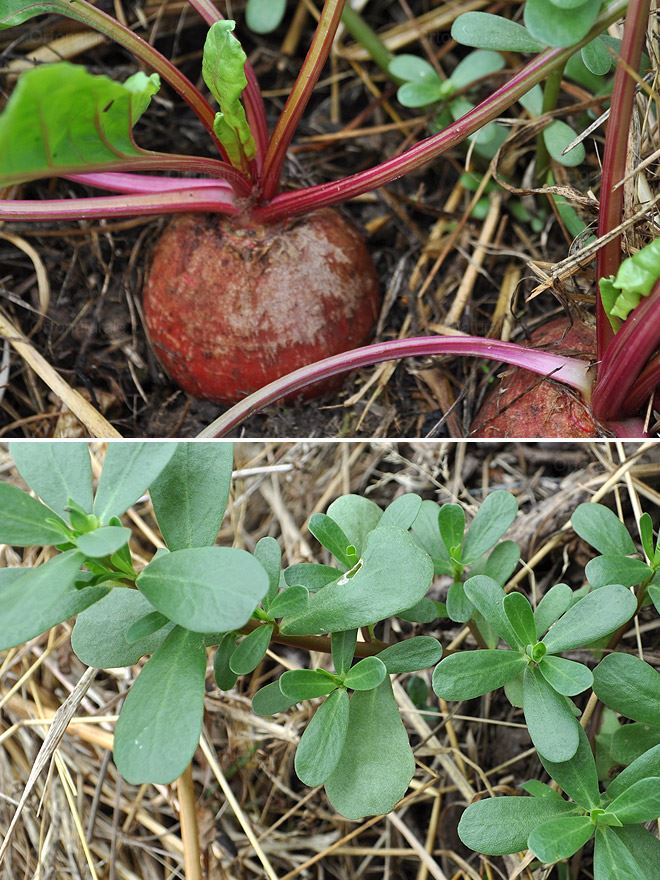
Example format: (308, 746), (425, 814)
(246, 0), (286, 34)
(280, 527), (434, 636)
(607, 744), (660, 801)
(0, 551), (108, 652)
(594, 827), (655, 880)
(0, 1), (60, 28)
(255, 536), (283, 604)
(483, 540), (520, 585)
(539, 655), (593, 696)
(136, 546), (268, 633)
(571, 503), (637, 556)
(593, 652), (660, 725)
(397, 80), (449, 109)
(284, 562), (342, 591)
(389, 54), (437, 83)
(524, 0), (601, 48)
(638, 512), (654, 561)
(540, 725), (600, 808)
(611, 723), (660, 766)
(606, 778), (660, 824)
(114, 627), (206, 784)
(458, 794), (574, 855)
(581, 36), (614, 75)
(252, 679), (299, 716)
(229, 624), (273, 674)
(307, 513), (355, 568)
(446, 580), (473, 623)
(534, 583), (573, 637)
(451, 12), (544, 53)
(9, 441), (93, 520)
(438, 503), (465, 559)
(72, 588), (174, 668)
(380, 493), (423, 531)
(523, 665), (579, 762)
(462, 491), (518, 563)
(0, 482), (70, 546)
(149, 443), (233, 551)
(586, 555), (652, 588)
(611, 826), (660, 880)
(452, 49), (506, 89)
(0, 63), (160, 186)
(432, 649), (525, 701)
(543, 120), (586, 167)
(126, 610), (170, 643)
(529, 815), (594, 863)
(202, 21), (256, 168)
(325, 494), (383, 556)
(503, 592), (537, 646)
(76, 526), (131, 559)
(410, 500), (453, 575)
(213, 634), (239, 690)
(398, 597), (442, 623)
(376, 636), (442, 674)
(464, 575), (522, 648)
(94, 443), (176, 523)
(324, 679), (415, 819)
(343, 656), (387, 691)
(542, 584), (637, 654)
(279, 669), (338, 701)
(331, 630), (357, 675)
(295, 689), (350, 786)
(268, 585), (308, 619)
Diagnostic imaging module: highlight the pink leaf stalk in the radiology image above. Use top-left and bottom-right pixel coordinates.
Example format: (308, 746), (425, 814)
(197, 336), (593, 437)
(66, 172), (234, 195)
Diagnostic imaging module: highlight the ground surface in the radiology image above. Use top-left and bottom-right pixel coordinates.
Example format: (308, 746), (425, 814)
(1, 1), (656, 437)
(1, 439), (659, 879)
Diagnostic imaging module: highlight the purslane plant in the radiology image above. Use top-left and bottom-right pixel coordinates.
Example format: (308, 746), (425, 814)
(0, 441), (658, 871)
(1, 0), (657, 438)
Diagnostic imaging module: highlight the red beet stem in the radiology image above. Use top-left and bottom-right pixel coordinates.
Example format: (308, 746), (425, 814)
(252, 0), (628, 223)
(66, 173), (235, 195)
(198, 336), (593, 437)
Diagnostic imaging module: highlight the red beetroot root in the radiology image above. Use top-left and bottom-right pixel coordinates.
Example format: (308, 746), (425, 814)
(144, 208), (381, 403)
(471, 317), (598, 438)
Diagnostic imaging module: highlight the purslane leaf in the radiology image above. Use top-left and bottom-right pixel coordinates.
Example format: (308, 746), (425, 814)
(267, 585), (308, 619)
(594, 827), (652, 880)
(325, 494), (383, 556)
(432, 649), (525, 701)
(410, 500), (453, 575)
(324, 679), (415, 819)
(136, 546), (268, 633)
(529, 815), (594, 863)
(0, 482), (69, 546)
(503, 592), (537, 647)
(9, 441), (93, 520)
(376, 636), (442, 674)
(542, 584), (637, 654)
(540, 725), (600, 809)
(523, 665), (579, 762)
(76, 526), (132, 559)
(524, 0), (601, 48)
(438, 503), (465, 558)
(294, 689), (350, 786)
(571, 503), (637, 557)
(458, 794), (574, 855)
(462, 491), (518, 563)
(279, 669), (338, 701)
(150, 443), (233, 551)
(464, 576), (522, 648)
(607, 777), (660, 824)
(483, 540), (520, 585)
(0, 63), (160, 186)
(380, 493), (422, 531)
(245, 0), (287, 34)
(94, 443), (176, 523)
(586, 555), (653, 588)
(113, 627), (207, 784)
(451, 12), (544, 53)
(307, 513), (355, 568)
(534, 583), (573, 637)
(606, 744), (660, 801)
(539, 655), (593, 697)
(343, 656), (387, 691)
(593, 652), (660, 725)
(256, 536), (283, 605)
(229, 624), (273, 674)
(0, 551), (108, 652)
(252, 679), (299, 716)
(331, 630), (357, 676)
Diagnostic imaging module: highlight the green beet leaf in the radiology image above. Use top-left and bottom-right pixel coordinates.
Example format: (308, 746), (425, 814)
(325, 494), (383, 555)
(149, 443), (233, 551)
(331, 630), (357, 675)
(379, 493), (422, 531)
(255, 536), (282, 604)
(607, 778), (660, 824)
(376, 636), (442, 674)
(606, 744), (660, 801)
(462, 491), (518, 564)
(524, 0), (601, 48)
(94, 443), (176, 523)
(280, 527), (434, 636)
(72, 588), (174, 668)
(539, 655), (593, 696)
(343, 656), (387, 691)
(451, 12), (544, 53)
(458, 794), (573, 855)
(213, 634), (238, 691)
(432, 649), (525, 701)
(543, 121), (586, 168)
(540, 725), (600, 808)
(136, 546), (268, 633)
(593, 652), (660, 725)
(586, 555), (652, 588)
(1, 1), (60, 28)
(76, 526), (132, 559)
(0, 63), (160, 186)
(324, 679), (415, 819)
(571, 503), (637, 557)
(9, 441), (93, 520)
(229, 624), (273, 674)
(307, 513), (355, 568)
(529, 815), (594, 863)
(114, 627), (207, 784)
(252, 679), (299, 716)
(503, 592), (537, 647)
(523, 665), (579, 762)
(279, 669), (339, 701)
(0, 482), (70, 546)
(542, 584), (637, 654)
(534, 583), (573, 637)
(267, 585), (308, 619)
(202, 21), (256, 169)
(0, 551), (108, 652)
(246, 0), (286, 34)
(295, 689), (350, 786)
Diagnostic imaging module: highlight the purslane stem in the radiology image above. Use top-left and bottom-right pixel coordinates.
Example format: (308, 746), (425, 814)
(535, 64), (565, 180)
(595, 0), (651, 358)
(253, 0), (628, 222)
(197, 336), (593, 437)
(340, 5), (394, 75)
(260, 0), (347, 201)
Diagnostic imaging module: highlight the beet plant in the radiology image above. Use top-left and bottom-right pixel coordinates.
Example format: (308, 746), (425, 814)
(1, 441), (659, 877)
(0, 0), (656, 437)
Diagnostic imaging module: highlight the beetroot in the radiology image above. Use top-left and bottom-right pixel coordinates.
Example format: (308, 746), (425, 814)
(471, 318), (598, 438)
(143, 209), (381, 404)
